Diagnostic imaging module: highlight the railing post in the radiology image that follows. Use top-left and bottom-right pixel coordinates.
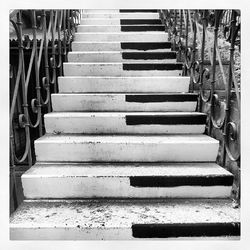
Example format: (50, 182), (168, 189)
(209, 10), (220, 135)
(42, 10), (52, 112)
(222, 10), (237, 166)
(17, 11), (33, 167)
(31, 10), (43, 137)
(198, 10), (207, 112)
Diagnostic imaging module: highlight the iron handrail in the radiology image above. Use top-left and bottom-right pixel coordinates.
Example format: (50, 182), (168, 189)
(159, 9), (240, 201)
(9, 9), (80, 210)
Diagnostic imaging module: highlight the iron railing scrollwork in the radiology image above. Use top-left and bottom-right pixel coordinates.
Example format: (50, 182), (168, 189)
(159, 9), (241, 201)
(9, 9), (80, 210)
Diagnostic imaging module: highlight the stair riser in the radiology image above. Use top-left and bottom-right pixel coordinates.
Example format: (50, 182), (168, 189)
(82, 10), (120, 13)
(10, 199), (239, 240)
(81, 13), (160, 19)
(77, 25), (165, 32)
(72, 42), (171, 51)
(58, 77), (189, 93)
(22, 177), (232, 199)
(74, 32), (168, 42)
(51, 94), (197, 112)
(82, 10), (159, 13)
(63, 63), (182, 76)
(67, 52), (176, 63)
(81, 19), (162, 25)
(10, 228), (240, 240)
(35, 140), (219, 162)
(45, 116), (205, 134)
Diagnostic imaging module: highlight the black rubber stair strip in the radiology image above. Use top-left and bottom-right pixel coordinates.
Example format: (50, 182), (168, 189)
(132, 223), (240, 238)
(121, 25), (165, 32)
(121, 42), (171, 50)
(123, 63), (183, 71)
(129, 175), (234, 187)
(121, 19), (162, 25)
(125, 114), (207, 125)
(122, 52), (176, 60)
(125, 94), (198, 103)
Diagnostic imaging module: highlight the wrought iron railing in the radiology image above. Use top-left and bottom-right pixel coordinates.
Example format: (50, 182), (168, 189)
(9, 10), (80, 210)
(159, 9), (241, 202)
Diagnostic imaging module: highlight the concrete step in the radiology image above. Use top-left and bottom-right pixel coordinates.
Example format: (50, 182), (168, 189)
(34, 134), (219, 162)
(81, 13), (160, 19)
(22, 163), (233, 199)
(74, 32), (168, 42)
(120, 10), (159, 13)
(82, 10), (120, 14)
(82, 10), (159, 13)
(80, 18), (162, 25)
(71, 41), (171, 52)
(63, 63), (182, 76)
(67, 51), (176, 63)
(58, 76), (189, 93)
(44, 112), (206, 134)
(10, 199), (240, 240)
(77, 25), (165, 33)
(51, 93), (198, 112)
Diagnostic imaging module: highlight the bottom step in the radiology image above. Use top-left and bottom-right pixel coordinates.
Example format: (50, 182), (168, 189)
(10, 199), (240, 240)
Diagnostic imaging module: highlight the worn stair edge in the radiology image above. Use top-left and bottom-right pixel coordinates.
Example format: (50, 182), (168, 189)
(71, 42), (172, 52)
(22, 163), (233, 199)
(10, 199), (240, 240)
(51, 93), (197, 112)
(74, 32), (168, 42)
(80, 19), (162, 25)
(58, 76), (189, 93)
(67, 51), (176, 63)
(34, 134), (219, 162)
(63, 63), (182, 77)
(44, 112), (206, 134)
(77, 25), (165, 33)
(81, 13), (160, 19)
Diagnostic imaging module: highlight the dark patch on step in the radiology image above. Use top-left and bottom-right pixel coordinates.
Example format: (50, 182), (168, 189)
(125, 94), (198, 103)
(132, 222), (240, 238)
(130, 175), (234, 187)
(120, 9), (158, 13)
(120, 19), (162, 25)
(122, 52), (176, 60)
(123, 63), (183, 71)
(125, 114), (207, 125)
(122, 63), (183, 70)
(121, 42), (171, 51)
(121, 25), (165, 32)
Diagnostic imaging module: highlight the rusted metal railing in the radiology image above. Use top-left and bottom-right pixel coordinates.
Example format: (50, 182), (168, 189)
(160, 9), (241, 202)
(9, 9), (80, 210)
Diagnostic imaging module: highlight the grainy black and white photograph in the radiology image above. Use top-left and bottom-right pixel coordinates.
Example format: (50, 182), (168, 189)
(4, 0), (248, 247)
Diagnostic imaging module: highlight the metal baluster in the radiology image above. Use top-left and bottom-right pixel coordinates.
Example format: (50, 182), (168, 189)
(31, 10), (43, 136)
(42, 10), (52, 112)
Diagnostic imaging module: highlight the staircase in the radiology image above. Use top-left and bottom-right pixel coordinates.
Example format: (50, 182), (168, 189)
(10, 9), (240, 240)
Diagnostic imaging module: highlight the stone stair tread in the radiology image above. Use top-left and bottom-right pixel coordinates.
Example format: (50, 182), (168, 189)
(36, 134), (217, 144)
(23, 162), (233, 178)
(58, 76), (189, 79)
(10, 199), (240, 240)
(21, 163), (233, 198)
(52, 92), (197, 95)
(57, 77), (189, 93)
(78, 24), (165, 26)
(51, 93), (198, 112)
(68, 51), (175, 54)
(44, 111), (206, 135)
(45, 111), (205, 117)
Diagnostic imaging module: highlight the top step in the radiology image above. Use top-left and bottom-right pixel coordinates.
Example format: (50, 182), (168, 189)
(80, 19), (162, 25)
(81, 13), (160, 19)
(82, 10), (158, 13)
